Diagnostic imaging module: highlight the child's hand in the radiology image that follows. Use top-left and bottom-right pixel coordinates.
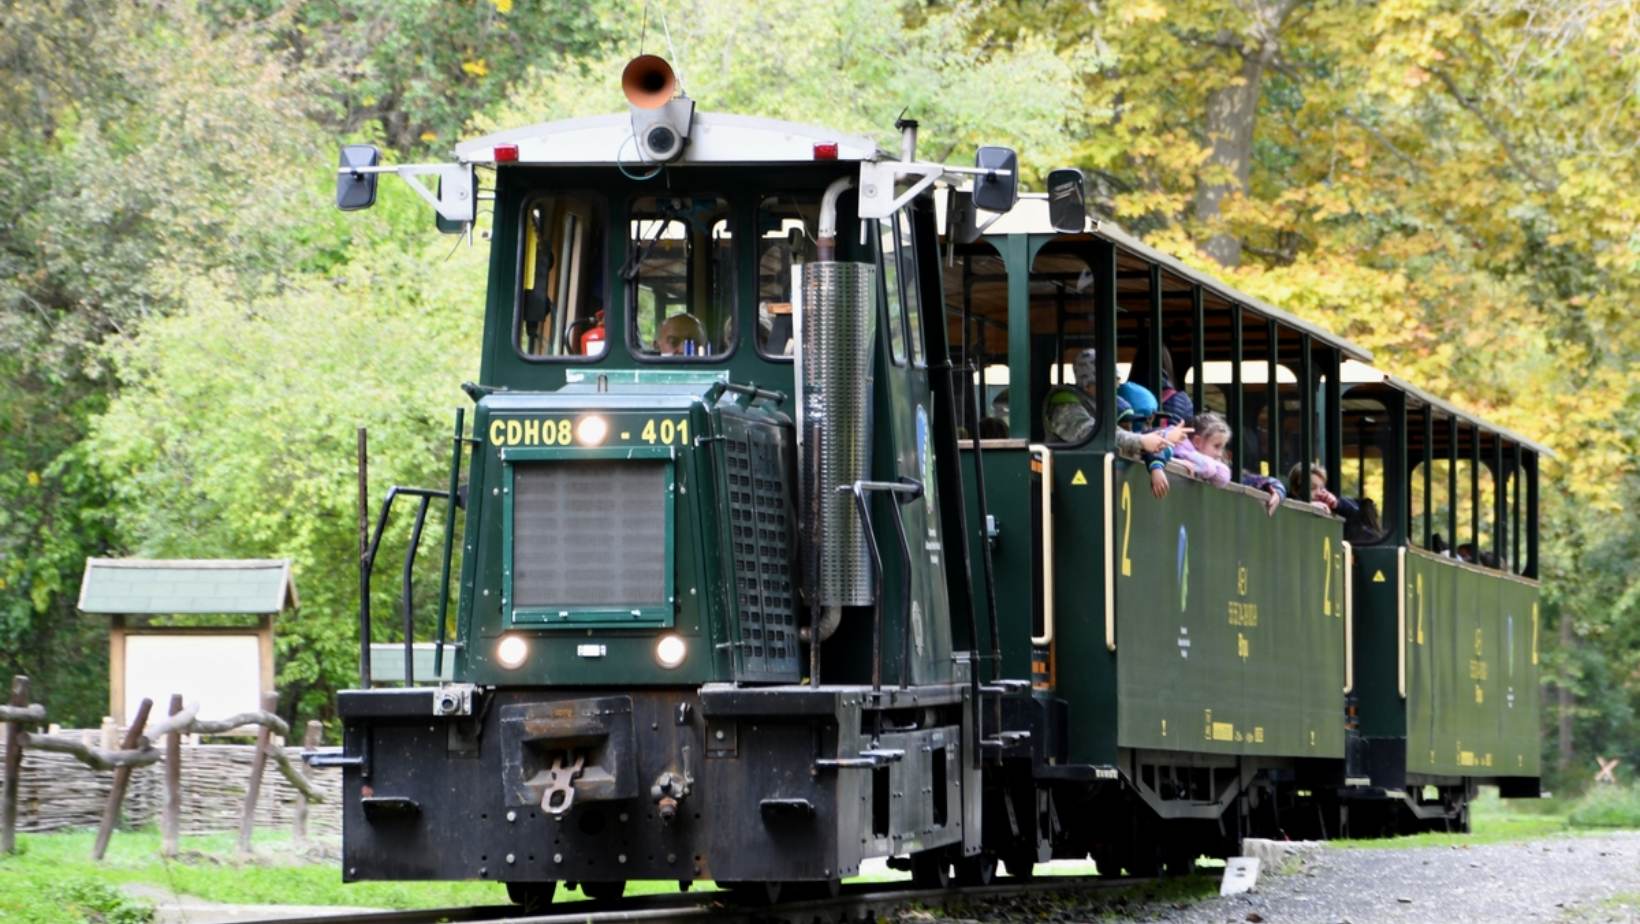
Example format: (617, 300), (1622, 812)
(1175, 458), (1197, 476)
(1163, 426), (1192, 445)
(1313, 486), (1338, 509)
(1263, 488), (1281, 516)
(1150, 468), (1170, 498)
(1312, 501), (1332, 514)
(1139, 431), (1168, 454)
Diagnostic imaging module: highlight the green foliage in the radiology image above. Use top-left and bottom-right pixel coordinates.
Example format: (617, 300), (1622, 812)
(1, 0), (1635, 763)
(1567, 785), (1640, 830)
(88, 188), (486, 720)
(201, 0), (613, 152)
(479, 0), (1080, 181)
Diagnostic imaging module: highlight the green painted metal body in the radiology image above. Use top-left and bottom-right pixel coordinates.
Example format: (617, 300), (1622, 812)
(1113, 463), (1346, 759)
(437, 165), (957, 693)
(1352, 546), (1540, 780)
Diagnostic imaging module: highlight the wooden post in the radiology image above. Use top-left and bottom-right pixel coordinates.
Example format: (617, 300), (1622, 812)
(294, 720), (321, 844)
(161, 694), (184, 858)
(3, 675), (30, 855)
(92, 697), (152, 860)
(238, 691), (277, 856)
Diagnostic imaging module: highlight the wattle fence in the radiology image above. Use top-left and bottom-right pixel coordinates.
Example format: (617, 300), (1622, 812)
(2, 675), (342, 858)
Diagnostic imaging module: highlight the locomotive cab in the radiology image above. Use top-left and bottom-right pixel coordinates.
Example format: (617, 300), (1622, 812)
(325, 57), (1023, 904)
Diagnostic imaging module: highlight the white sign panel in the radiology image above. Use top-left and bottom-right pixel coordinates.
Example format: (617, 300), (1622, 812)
(123, 634), (262, 726)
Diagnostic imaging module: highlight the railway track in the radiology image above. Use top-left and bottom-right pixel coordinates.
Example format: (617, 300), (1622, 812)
(238, 874), (1151, 924)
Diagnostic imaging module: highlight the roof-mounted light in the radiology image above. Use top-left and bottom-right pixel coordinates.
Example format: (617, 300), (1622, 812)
(813, 142), (839, 161)
(493, 143), (519, 164)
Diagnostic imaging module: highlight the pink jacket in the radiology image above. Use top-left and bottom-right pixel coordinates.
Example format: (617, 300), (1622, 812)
(1173, 439), (1232, 487)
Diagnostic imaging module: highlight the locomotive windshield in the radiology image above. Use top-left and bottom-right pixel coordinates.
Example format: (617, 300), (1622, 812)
(627, 195), (735, 359)
(518, 194), (607, 359)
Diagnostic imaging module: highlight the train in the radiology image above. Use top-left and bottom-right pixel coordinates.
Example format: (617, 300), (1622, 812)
(317, 54), (1546, 908)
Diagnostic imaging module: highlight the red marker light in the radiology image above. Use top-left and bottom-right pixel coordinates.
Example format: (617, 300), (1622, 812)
(813, 142), (839, 161)
(494, 143), (520, 163)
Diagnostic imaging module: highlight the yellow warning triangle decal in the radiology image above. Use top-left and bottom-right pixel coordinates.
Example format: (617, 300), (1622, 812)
(1070, 469), (1088, 486)
(1372, 570), (1387, 583)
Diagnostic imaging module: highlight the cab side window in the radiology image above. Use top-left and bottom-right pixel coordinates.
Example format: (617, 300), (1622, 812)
(755, 194), (817, 359)
(896, 209), (924, 367)
(879, 219), (907, 365)
(627, 195), (735, 359)
(518, 194), (608, 358)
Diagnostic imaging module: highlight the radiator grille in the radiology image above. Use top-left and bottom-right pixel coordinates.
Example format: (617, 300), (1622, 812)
(720, 413), (800, 681)
(511, 460), (667, 609)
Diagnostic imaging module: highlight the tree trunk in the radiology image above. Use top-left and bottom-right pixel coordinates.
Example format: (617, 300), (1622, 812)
(1557, 613), (1574, 773)
(1192, 1), (1306, 268)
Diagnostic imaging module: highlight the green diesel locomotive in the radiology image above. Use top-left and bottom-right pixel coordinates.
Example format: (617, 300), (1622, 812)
(320, 54), (1545, 905)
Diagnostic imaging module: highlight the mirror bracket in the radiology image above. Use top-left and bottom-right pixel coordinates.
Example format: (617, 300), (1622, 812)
(856, 160), (944, 220)
(334, 159), (475, 224)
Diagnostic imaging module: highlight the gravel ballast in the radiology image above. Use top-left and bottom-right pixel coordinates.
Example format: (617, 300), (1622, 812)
(911, 832), (1640, 923)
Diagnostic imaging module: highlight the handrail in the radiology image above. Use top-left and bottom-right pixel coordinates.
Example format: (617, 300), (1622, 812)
(1029, 444), (1055, 646)
(1103, 454), (1116, 651)
(1342, 540), (1354, 694)
(839, 479), (923, 698)
(1396, 545), (1407, 698)
(360, 485), (450, 688)
(433, 409), (467, 681)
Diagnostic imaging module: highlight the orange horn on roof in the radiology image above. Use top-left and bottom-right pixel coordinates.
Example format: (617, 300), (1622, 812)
(622, 55), (676, 110)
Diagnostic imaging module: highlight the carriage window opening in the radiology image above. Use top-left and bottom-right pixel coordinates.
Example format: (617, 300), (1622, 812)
(943, 243), (1007, 437)
(518, 195), (607, 358)
(628, 195), (734, 359)
(1340, 393), (1389, 545)
(1034, 247), (1101, 445)
(755, 194), (819, 359)
(880, 219), (908, 365)
(896, 209), (925, 367)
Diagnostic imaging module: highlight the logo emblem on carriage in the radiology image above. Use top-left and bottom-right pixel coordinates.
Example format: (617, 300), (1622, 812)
(916, 406), (934, 514)
(1177, 525), (1189, 611)
(1178, 626), (1191, 659)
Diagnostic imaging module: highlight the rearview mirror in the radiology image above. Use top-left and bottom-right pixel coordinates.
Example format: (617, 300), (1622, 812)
(971, 146), (1019, 213)
(336, 144), (381, 211)
(1046, 168), (1087, 233)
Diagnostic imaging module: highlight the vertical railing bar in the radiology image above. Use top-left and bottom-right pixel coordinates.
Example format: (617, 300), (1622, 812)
(433, 408), (466, 683)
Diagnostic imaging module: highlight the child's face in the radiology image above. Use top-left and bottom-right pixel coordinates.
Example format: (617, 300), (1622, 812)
(1310, 472), (1327, 495)
(1194, 431), (1229, 461)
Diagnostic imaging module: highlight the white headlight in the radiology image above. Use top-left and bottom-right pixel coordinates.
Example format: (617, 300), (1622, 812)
(655, 634), (687, 669)
(496, 634), (529, 669)
(576, 414), (609, 446)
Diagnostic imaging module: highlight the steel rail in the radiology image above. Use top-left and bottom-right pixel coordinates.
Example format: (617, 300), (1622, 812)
(238, 874), (1149, 924)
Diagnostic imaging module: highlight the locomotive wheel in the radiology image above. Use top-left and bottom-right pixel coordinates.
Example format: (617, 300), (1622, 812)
(784, 878), (843, 899)
(1092, 847), (1123, 878)
(722, 881), (783, 904)
(505, 881), (557, 913)
(910, 851), (952, 889)
(581, 880), (626, 901)
(955, 852), (997, 886)
(1163, 847), (1198, 876)
(1001, 850), (1035, 880)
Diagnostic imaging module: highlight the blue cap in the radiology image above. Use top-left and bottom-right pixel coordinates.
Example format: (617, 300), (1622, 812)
(1117, 381), (1158, 420)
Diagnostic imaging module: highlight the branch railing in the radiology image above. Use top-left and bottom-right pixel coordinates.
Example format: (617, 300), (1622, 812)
(1, 675), (324, 858)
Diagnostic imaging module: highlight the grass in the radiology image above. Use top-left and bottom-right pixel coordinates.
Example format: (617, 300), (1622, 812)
(1566, 784), (1640, 829)
(0, 827), (520, 924)
(1331, 787), (1573, 849)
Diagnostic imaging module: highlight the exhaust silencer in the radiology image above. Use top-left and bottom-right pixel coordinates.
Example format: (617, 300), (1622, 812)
(796, 260), (877, 607)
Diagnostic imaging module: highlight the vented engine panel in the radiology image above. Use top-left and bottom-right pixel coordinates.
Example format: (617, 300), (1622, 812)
(716, 408), (800, 681)
(510, 459), (668, 613)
